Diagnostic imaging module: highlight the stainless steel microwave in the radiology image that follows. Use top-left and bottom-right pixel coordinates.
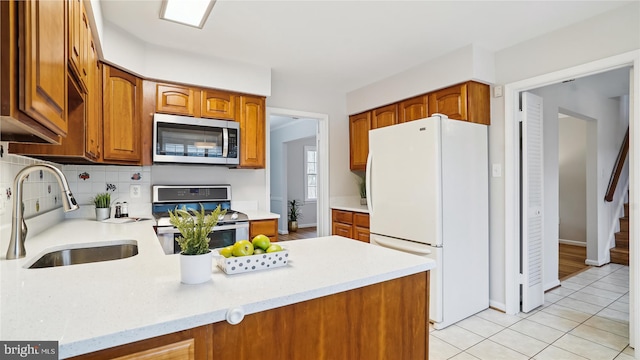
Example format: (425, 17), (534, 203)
(153, 113), (240, 165)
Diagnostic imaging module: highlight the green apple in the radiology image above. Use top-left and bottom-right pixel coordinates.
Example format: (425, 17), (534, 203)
(252, 234), (271, 251)
(219, 245), (234, 258)
(266, 244), (283, 253)
(232, 240), (254, 257)
(253, 248), (266, 255)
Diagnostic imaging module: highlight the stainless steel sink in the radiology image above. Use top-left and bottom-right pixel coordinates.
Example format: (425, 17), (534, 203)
(28, 242), (138, 269)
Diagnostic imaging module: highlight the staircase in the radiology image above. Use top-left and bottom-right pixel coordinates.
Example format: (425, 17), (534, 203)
(610, 203), (629, 265)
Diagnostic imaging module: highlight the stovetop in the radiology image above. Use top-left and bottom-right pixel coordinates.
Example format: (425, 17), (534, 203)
(152, 184), (248, 227)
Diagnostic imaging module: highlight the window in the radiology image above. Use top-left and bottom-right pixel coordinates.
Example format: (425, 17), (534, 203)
(304, 146), (317, 201)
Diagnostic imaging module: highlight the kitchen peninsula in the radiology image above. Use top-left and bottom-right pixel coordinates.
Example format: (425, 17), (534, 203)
(0, 214), (434, 359)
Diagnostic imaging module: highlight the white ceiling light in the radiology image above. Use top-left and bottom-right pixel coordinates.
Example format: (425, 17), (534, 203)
(159, 0), (216, 29)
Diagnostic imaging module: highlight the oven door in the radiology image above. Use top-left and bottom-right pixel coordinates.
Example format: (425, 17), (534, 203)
(156, 223), (249, 255)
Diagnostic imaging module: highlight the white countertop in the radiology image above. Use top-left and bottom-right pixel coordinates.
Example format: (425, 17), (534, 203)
(243, 210), (280, 220)
(330, 197), (369, 213)
(0, 218), (433, 358)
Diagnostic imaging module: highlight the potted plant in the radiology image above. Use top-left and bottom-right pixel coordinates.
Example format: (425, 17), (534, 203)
(92, 192), (111, 221)
(288, 199), (302, 232)
(359, 176), (367, 206)
(169, 204), (225, 284)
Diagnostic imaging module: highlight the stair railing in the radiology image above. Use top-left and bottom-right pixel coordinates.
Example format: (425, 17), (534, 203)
(605, 128), (629, 202)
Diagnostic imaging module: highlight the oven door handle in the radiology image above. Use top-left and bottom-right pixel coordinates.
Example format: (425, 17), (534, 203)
(215, 223), (249, 231)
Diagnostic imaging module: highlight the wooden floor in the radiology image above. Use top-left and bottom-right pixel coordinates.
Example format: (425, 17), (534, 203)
(278, 227), (317, 241)
(559, 243), (588, 280)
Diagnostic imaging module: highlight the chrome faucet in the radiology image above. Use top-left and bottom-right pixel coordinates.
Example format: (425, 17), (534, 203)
(6, 164), (79, 260)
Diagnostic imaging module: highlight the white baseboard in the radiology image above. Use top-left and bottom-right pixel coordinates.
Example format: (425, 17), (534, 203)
(585, 258), (608, 266)
(489, 300), (507, 314)
(298, 223), (317, 229)
(278, 229), (289, 235)
(559, 239), (587, 247)
(544, 279), (561, 291)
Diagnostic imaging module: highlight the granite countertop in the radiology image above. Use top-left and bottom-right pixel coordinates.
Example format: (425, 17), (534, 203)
(0, 217), (433, 358)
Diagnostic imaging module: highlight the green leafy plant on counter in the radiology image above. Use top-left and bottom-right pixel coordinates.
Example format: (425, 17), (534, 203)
(359, 175), (366, 199)
(92, 192), (111, 208)
(169, 204), (226, 255)
(288, 199), (302, 222)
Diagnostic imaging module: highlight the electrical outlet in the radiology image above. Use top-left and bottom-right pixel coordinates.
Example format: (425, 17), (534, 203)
(492, 164), (502, 177)
(130, 185), (141, 198)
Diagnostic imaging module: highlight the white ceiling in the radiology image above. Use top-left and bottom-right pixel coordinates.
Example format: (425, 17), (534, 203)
(100, 0), (632, 93)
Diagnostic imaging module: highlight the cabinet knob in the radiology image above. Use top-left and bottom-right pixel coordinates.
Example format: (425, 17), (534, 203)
(226, 307), (245, 325)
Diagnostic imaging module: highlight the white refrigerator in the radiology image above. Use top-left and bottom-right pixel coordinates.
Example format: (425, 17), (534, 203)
(366, 114), (489, 330)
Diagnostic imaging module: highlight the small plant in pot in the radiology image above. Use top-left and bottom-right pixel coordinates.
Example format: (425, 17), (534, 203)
(169, 204), (226, 284)
(359, 175), (367, 206)
(92, 192), (111, 221)
(288, 199), (302, 232)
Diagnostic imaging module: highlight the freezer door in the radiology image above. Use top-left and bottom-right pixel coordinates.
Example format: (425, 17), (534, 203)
(368, 117), (442, 246)
(369, 234), (442, 324)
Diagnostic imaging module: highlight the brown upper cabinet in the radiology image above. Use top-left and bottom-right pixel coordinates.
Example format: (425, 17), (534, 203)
(68, 0), (89, 92)
(102, 65), (142, 164)
(372, 104), (398, 129)
(349, 112), (371, 171)
(429, 81), (490, 125)
(0, 0), (68, 144)
(399, 95), (428, 123)
(156, 84), (195, 116)
(237, 95), (266, 168)
(348, 81), (489, 170)
(201, 89), (236, 120)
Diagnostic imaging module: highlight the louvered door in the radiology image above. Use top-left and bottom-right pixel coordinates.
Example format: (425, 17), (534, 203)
(521, 92), (545, 313)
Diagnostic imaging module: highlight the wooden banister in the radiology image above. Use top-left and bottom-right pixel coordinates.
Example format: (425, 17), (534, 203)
(605, 128), (629, 202)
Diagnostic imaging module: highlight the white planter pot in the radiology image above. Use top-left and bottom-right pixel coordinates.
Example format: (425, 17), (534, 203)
(95, 207), (110, 221)
(180, 252), (212, 284)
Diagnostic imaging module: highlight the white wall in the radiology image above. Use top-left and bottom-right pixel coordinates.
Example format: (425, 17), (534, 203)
(346, 44), (495, 115)
(491, 2), (639, 307)
(100, 21), (271, 97)
(270, 119), (317, 233)
(558, 116), (588, 244)
(286, 137), (317, 228)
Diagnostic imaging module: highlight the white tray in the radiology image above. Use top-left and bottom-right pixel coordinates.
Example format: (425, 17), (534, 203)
(215, 249), (289, 275)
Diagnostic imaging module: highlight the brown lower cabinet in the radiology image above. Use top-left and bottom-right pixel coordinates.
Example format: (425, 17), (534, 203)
(332, 209), (370, 243)
(249, 218), (278, 243)
(69, 271), (429, 360)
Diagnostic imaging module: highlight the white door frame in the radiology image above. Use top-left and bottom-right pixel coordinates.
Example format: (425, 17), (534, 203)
(504, 50), (640, 349)
(265, 107), (330, 237)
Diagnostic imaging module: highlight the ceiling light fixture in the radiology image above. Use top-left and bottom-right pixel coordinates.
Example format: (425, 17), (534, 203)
(159, 0), (216, 29)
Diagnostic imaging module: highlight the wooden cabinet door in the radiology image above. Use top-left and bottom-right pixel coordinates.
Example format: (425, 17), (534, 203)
(466, 81), (491, 125)
(238, 95), (266, 168)
(19, 0), (68, 136)
(102, 65), (142, 163)
(156, 84), (195, 116)
(68, 326), (211, 360)
(372, 104), (397, 129)
(332, 222), (352, 238)
(428, 83), (468, 121)
(86, 33), (101, 160)
(332, 209), (353, 224)
(399, 95), (428, 123)
(354, 227), (370, 243)
(250, 219), (279, 243)
(349, 112), (370, 171)
(68, 0), (88, 91)
(201, 89), (236, 120)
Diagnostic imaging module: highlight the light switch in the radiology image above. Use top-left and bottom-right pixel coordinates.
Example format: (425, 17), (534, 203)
(492, 164), (502, 177)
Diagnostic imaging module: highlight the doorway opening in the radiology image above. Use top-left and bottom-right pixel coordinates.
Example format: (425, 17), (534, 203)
(266, 107), (330, 238)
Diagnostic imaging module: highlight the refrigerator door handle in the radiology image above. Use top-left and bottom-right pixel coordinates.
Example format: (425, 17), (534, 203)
(372, 235), (432, 255)
(366, 151), (373, 214)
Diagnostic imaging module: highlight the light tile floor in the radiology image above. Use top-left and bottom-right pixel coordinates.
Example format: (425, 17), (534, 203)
(429, 264), (634, 360)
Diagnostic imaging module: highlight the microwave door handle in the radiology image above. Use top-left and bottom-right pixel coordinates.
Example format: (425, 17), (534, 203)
(222, 128), (229, 157)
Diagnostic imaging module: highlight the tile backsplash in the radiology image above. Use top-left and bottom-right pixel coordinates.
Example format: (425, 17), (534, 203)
(0, 143), (64, 226)
(0, 142), (152, 229)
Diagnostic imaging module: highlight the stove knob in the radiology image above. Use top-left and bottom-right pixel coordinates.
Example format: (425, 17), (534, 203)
(218, 214), (225, 221)
(231, 212), (238, 220)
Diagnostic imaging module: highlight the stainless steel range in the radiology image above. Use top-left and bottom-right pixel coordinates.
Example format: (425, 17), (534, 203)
(153, 185), (249, 255)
